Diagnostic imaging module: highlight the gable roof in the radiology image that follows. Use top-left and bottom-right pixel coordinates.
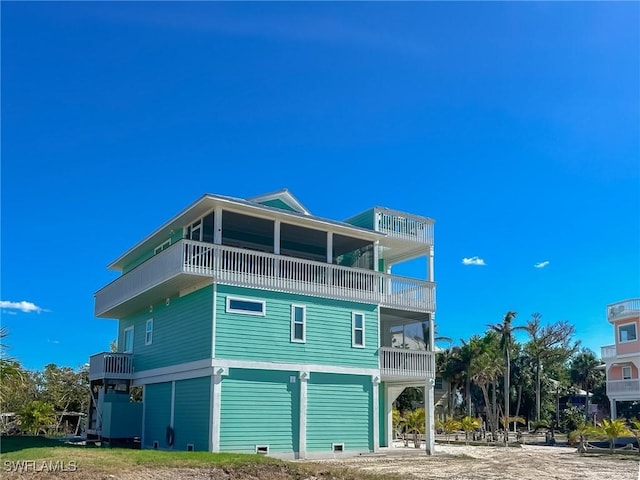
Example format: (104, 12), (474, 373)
(248, 189), (311, 215)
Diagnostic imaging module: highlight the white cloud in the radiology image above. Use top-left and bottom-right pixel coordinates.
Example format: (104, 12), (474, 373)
(0, 300), (47, 313)
(534, 261), (550, 269)
(462, 256), (486, 266)
(48, 339), (61, 344)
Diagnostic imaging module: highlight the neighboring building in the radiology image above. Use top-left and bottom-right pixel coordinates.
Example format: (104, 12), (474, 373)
(601, 298), (640, 419)
(88, 189), (437, 458)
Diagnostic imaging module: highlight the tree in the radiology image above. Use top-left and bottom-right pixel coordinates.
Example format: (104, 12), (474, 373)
(598, 418), (631, 453)
(570, 349), (603, 423)
(488, 311), (523, 441)
(525, 314), (577, 422)
(470, 347), (503, 437)
(19, 400), (56, 435)
(0, 328), (25, 410)
(459, 335), (483, 417)
(436, 417), (461, 444)
(39, 364), (89, 432)
(459, 416), (481, 445)
(400, 409), (425, 448)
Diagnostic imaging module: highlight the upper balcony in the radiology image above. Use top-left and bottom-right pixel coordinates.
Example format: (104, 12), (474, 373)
(608, 299), (640, 324)
(89, 352), (133, 381)
(95, 239), (435, 318)
(379, 347), (435, 381)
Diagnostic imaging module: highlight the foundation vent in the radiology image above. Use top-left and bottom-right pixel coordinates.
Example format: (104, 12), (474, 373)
(187, 444), (194, 452)
(332, 443), (344, 453)
(255, 445), (269, 455)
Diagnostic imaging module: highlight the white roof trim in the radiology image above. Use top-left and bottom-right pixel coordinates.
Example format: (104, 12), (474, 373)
(248, 189), (311, 215)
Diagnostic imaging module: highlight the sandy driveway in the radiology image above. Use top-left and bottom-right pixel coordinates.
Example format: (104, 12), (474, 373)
(313, 444), (640, 480)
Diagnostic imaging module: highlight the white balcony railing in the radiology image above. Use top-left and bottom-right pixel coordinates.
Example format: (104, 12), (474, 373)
(376, 209), (433, 244)
(601, 345), (617, 360)
(379, 347), (435, 378)
(606, 379), (640, 395)
(89, 352), (133, 380)
(608, 299), (640, 323)
(95, 240), (435, 317)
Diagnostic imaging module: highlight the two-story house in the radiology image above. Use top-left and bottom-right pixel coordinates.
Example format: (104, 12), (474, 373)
(601, 298), (640, 419)
(88, 189), (437, 458)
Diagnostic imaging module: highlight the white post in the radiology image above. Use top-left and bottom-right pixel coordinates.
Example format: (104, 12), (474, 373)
(372, 375), (380, 452)
(425, 378), (435, 455)
(299, 371), (309, 459)
(385, 385), (394, 448)
(610, 398), (617, 420)
(428, 245), (435, 282)
(210, 369), (226, 452)
(373, 240), (379, 272)
(274, 220), (281, 254)
(213, 206), (223, 244)
(326, 232), (333, 264)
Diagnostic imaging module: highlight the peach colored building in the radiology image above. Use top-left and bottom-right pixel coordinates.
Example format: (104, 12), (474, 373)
(601, 299), (640, 418)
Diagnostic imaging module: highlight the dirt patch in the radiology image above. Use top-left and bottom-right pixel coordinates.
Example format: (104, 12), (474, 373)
(312, 444), (640, 480)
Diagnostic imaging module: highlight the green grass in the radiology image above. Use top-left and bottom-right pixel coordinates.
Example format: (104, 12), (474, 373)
(0, 436), (400, 479)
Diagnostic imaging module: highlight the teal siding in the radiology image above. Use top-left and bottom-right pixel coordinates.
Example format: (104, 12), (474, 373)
(119, 286), (212, 371)
(122, 228), (184, 274)
(144, 382), (172, 449)
(174, 377), (211, 451)
(344, 210), (375, 230)
(102, 402), (142, 439)
(215, 285), (378, 369)
(258, 198), (298, 212)
(307, 373), (372, 452)
(219, 368), (299, 454)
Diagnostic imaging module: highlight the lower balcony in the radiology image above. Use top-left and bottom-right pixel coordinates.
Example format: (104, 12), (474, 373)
(379, 347), (435, 380)
(606, 379), (640, 400)
(95, 239), (435, 318)
(89, 352), (133, 381)
(601, 345), (617, 360)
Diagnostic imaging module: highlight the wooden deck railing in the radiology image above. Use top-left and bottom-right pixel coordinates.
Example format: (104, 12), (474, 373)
(376, 209), (434, 244)
(96, 240), (435, 317)
(607, 379), (640, 395)
(89, 352), (133, 380)
(379, 347), (435, 378)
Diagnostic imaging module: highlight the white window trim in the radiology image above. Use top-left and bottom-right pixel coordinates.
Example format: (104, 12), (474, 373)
(622, 366), (632, 380)
(618, 322), (637, 343)
(352, 312), (365, 348)
(291, 304), (306, 343)
(124, 326), (134, 353)
(154, 239), (171, 254)
(225, 296), (266, 316)
(145, 318), (153, 346)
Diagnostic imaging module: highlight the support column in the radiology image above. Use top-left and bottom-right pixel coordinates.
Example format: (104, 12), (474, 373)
(372, 375), (380, 452)
(213, 206), (223, 244)
(210, 367), (227, 452)
(274, 220), (281, 254)
(385, 386), (394, 448)
(610, 398), (617, 420)
(425, 378), (435, 455)
(299, 371), (310, 459)
(326, 232), (333, 264)
(427, 245), (435, 282)
(170, 381), (176, 428)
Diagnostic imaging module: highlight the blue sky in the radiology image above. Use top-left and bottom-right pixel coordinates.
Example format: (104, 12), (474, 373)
(2, 2), (638, 370)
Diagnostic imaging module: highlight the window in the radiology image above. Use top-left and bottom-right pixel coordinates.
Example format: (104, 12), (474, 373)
(352, 312), (365, 348)
(145, 319), (153, 346)
(291, 305), (306, 343)
(226, 297), (266, 316)
(622, 366), (632, 380)
(154, 239), (171, 254)
(187, 218), (202, 241)
(123, 327), (134, 353)
(618, 323), (637, 343)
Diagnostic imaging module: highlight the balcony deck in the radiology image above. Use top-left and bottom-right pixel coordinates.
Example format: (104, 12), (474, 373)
(375, 208), (434, 245)
(95, 240), (435, 318)
(379, 347), (435, 380)
(608, 299), (640, 324)
(606, 379), (640, 400)
(89, 352), (133, 381)
(601, 344), (617, 360)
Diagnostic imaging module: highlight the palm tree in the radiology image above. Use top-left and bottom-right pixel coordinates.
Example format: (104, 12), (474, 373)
(459, 416), (481, 445)
(400, 409), (425, 448)
(569, 420), (600, 453)
(598, 418), (631, 453)
(436, 417), (461, 444)
(459, 335), (483, 417)
(525, 313), (577, 422)
(570, 349), (602, 423)
(627, 418), (640, 455)
(470, 350), (503, 437)
(19, 400), (56, 435)
(0, 327), (25, 409)
(488, 311), (523, 441)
